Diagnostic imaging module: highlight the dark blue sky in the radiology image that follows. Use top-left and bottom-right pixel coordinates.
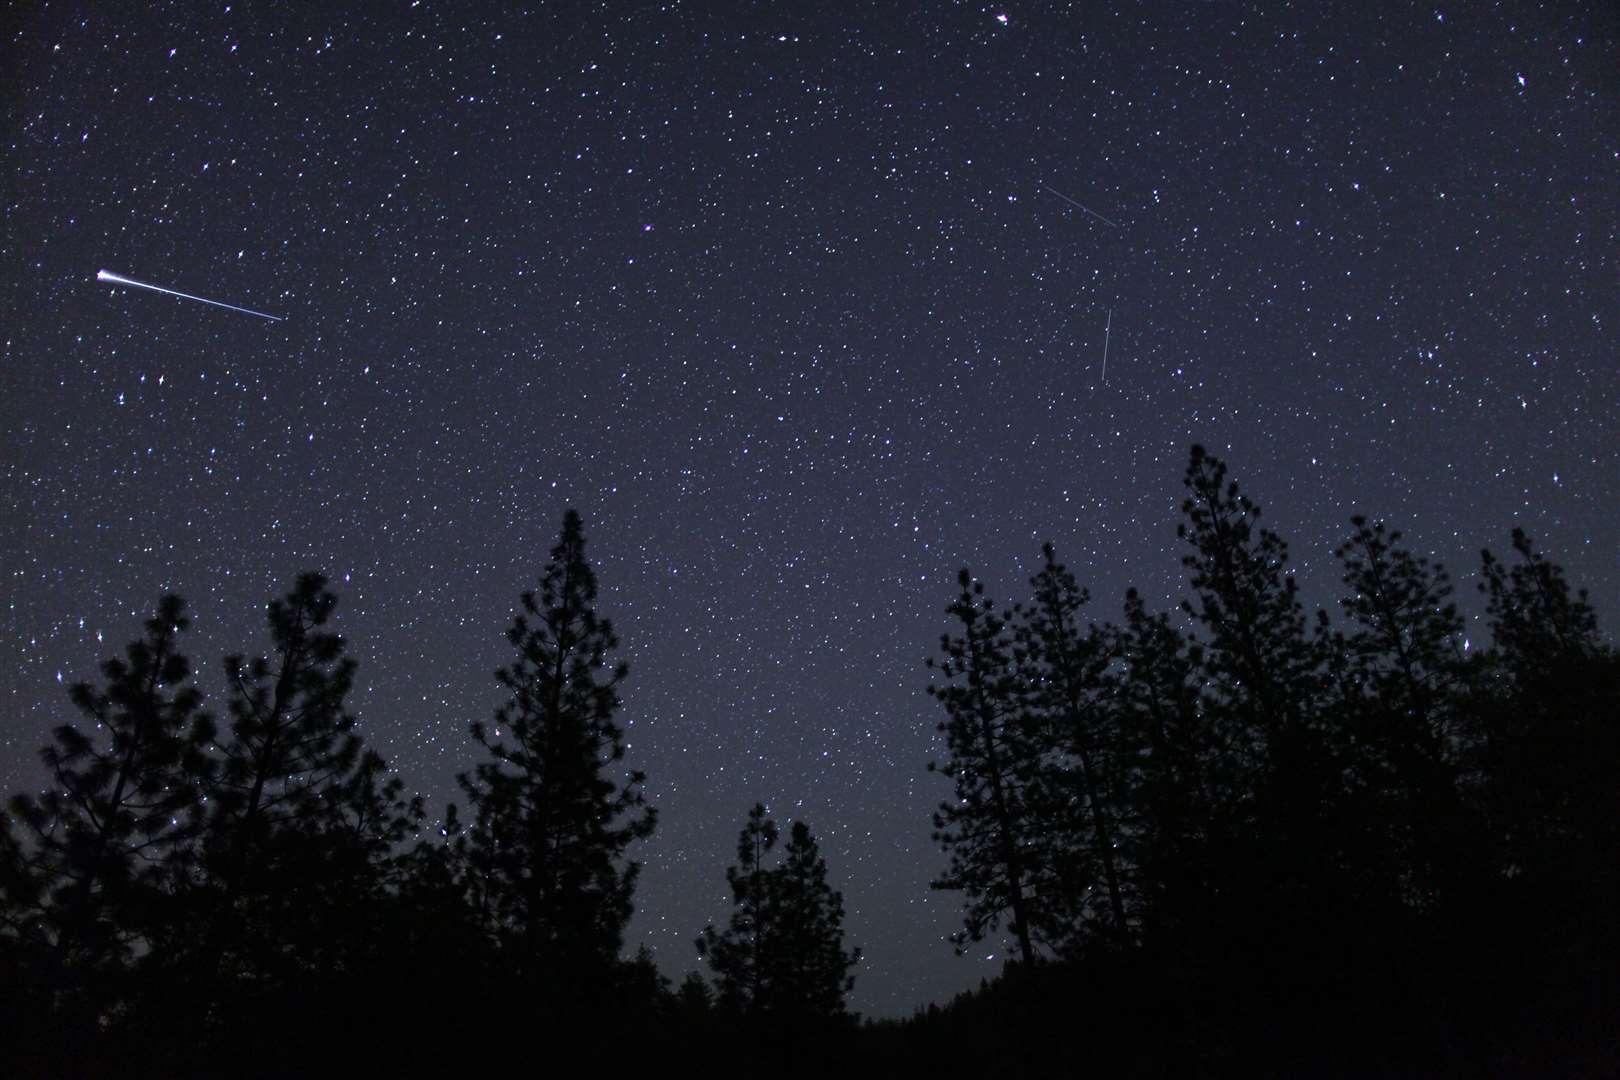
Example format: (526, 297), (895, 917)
(4, 2), (1615, 1016)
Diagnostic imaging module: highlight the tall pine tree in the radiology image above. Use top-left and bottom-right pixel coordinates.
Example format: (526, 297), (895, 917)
(1334, 516), (1469, 914)
(2, 596), (213, 1070)
(1177, 445), (1320, 748)
(459, 509), (656, 980)
(6, 596), (212, 977)
(772, 819), (861, 1017)
(1472, 530), (1620, 981)
(926, 569), (1051, 966)
(1016, 543), (1130, 949)
(166, 573), (411, 1068)
(1176, 446), (1353, 996)
(196, 575), (368, 957)
(1109, 589), (1216, 952)
(697, 804), (860, 1019)
(697, 802), (778, 1014)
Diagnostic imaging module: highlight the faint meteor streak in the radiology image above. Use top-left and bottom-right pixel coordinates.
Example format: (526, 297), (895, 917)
(96, 269), (284, 322)
(1101, 307), (1112, 384)
(1041, 184), (1119, 227)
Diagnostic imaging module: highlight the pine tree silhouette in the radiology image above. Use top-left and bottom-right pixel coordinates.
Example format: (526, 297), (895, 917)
(1472, 530), (1620, 991)
(459, 509), (656, 981)
(1334, 516), (1469, 913)
(198, 575), (368, 949)
(698, 804), (860, 1019)
(1109, 588), (1212, 950)
(1016, 543), (1131, 949)
(6, 596), (211, 973)
(168, 573), (413, 1068)
(926, 569), (1048, 966)
(3, 595), (213, 1064)
(1177, 445), (1320, 743)
(1176, 446), (1358, 1004)
(1480, 528), (1603, 674)
(771, 820), (861, 1016)
(698, 802), (778, 1014)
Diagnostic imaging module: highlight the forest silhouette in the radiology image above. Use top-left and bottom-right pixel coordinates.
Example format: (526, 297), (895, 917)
(3, 447), (1616, 1076)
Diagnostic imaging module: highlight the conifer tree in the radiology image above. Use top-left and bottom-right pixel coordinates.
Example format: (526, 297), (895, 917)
(1480, 528), (1603, 675)
(389, 803), (481, 968)
(926, 569), (1050, 966)
(322, 748), (423, 881)
(1016, 543), (1130, 948)
(1337, 518), (1465, 737)
(1109, 588), (1211, 948)
(771, 819), (861, 1017)
(1176, 448), (1340, 830)
(1473, 528), (1610, 839)
(0, 813), (36, 1061)
(0, 812), (34, 939)
(697, 802), (777, 1014)
(1334, 516), (1468, 912)
(675, 969), (716, 1024)
(292, 747), (423, 965)
(458, 509), (656, 978)
(1177, 445), (1320, 744)
(1473, 530), (1620, 965)
(6, 596), (212, 975)
(1176, 446), (1352, 981)
(177, 572), (413, 1056)
(697, 804), (859, 1018)
(199, 576), (367, 924)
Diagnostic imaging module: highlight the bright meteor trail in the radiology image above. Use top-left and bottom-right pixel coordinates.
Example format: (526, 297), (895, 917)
(96, 269), (284, 322)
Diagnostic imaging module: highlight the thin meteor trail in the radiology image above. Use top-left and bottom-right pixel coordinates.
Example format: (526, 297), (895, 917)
(1101, 307), (1112, 384)
(96, 269), (284, 322)
(1041, 184), (1120, 227)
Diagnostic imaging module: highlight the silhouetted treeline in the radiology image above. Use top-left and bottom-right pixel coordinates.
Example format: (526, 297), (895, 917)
(1, 509), (864, 1078)
(3, 448), (1616, 1076)
(912, 445), (1619, 1074)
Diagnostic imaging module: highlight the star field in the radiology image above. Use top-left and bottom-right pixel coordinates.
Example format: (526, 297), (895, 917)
(3, 3), (1616, 1016)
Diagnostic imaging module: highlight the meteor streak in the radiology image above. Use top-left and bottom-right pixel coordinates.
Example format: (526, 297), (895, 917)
(96, 269), (284, 322)
(1101, 307), (1112, 384)
(1041, 184), (1120, 227)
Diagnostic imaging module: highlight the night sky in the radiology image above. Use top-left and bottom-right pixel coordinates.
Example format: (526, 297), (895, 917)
(4, 2), (1616, 1017)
